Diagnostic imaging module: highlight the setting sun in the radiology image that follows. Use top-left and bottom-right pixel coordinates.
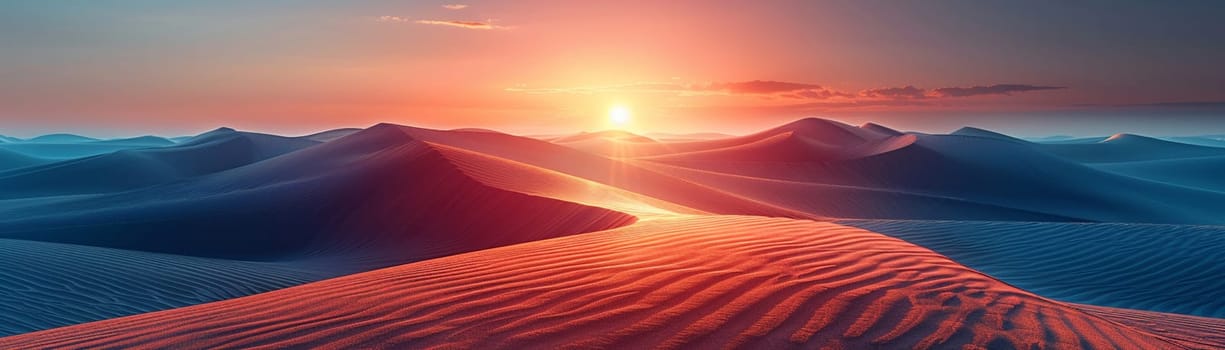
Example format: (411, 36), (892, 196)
(609, 105), (631, 127)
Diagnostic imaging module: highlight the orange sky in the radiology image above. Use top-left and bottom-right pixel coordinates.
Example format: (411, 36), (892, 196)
(2, 1), (1223, 137)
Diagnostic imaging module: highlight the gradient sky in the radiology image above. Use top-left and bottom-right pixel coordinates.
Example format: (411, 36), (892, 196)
(2, 1), (1224, 137)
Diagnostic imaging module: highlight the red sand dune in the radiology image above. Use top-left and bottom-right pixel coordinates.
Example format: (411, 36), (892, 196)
(387, 124), (817, 219)
(0, 216), (1194, 349)
(1074, 303), (1225, 349)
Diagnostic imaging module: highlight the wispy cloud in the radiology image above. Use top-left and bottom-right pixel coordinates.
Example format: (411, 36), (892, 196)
(415, 19), (504, 30)
(509, 80), (1066, 111)
(509, 80), (1063, 102)
(932, 84), (1065, 97)
(376, 15), (410, 23)
(442, 4), (469, 10)
(860, 85), (928, 99)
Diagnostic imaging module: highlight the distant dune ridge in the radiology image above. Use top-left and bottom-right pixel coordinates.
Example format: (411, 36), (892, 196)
(0, 118), (1223, 348)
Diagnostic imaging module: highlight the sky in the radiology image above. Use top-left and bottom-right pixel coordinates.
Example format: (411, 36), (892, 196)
(2, 1), (1224, 137)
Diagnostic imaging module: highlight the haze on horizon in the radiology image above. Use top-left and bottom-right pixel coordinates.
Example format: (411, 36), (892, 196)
(2, 1), (1224, 137)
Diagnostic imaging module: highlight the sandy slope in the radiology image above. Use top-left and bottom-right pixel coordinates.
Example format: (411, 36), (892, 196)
(0, 124), (637, 262)
(388, 124), (815, 218)
(25, 133), (100, 143)
(0, 239), (345, 336)
(840, 220), (1225, 318)
(0, 142), (157, 159)
(0, 128), (321, 199)
(1095, 155), (1225, 192)
(1037, 133), (1225, 163)
(644, 129), (1225, 224)
(301, 127), (363, 142)
(1075, 303), (1225, 348)
(0, 148), (47, 171)
(0, 216), (1184, 349)
(554, 118), (894, 159)
(635, 160), (1076, 221)
(86, 135), (176, 146)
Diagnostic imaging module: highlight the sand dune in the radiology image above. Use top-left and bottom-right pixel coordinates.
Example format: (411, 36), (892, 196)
(553, 118), (889, 159)
(950, 126), (1030, 144)
(841, 220), (1225, 318)
(301, 127), (363, 142)
(645, 131), (736, 142)
(0, 133), (168, 159)
(635, 160), (1077, 221)
(0, 128), (320, 199)
(429, 142), (699, 217)
(1, 119), (1221, 347)
(0, 148), (47, 171)
(646, 129), (1225, 224)
(550, 130), (663, 157)
(1166, 136), (1225, 148)
(0, 124), (635, 263)
(644, 132), (917, 163)
(86, 135), (175, 146)
(1095, 155), (1225, 192)
(1038, 133), (1225, 163)
(25, 133), (100, 143)
(0, 238), (346, 336)
(0, 125), (646, 334)
(859, 122), (904, 136)
(1075, 303), (1225, 348)
(383, 124), (813, 217)
(0, 216), (1184, 349)
(552, 130), (657, 143)
(0, 142), (156, 159)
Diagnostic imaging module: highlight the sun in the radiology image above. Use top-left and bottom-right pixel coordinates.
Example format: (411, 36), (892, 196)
(608, 105), (631, 127)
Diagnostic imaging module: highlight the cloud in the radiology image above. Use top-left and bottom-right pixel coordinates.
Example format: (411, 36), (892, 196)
(782, 89), (855, 100)
(442, 4), (469, 10)
(506, 80), (827, 95)
(506, 80), (1065, 104)
(415, 19), (504, 30)
(860, 85), (928, 99)
(376, 16), (410, 23)
(932, 84), (1065, 97)
(1068, 100), (1225, 109)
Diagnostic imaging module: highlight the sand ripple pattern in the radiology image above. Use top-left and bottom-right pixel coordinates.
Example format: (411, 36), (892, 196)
(0, 239), (337, 336)
(0, 216), (1180, 349)
(842, 220), (1225, 318)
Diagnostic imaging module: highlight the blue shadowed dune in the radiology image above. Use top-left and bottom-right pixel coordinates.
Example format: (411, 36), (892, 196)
(637, 119), (1225, 224)
(0, 238), (346, 336)
(1037, 133), (1225, 163)
(0, 133), (175, 159)
(1095, 155), (1225, 192)
(839, 219), (1225, 318)
(0, 128), (321, 199)
(0, 148), (49, 171)
(25, 133), (100, 143)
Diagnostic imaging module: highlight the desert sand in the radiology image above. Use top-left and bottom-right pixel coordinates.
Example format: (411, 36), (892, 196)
(0, 118), (1222, 348)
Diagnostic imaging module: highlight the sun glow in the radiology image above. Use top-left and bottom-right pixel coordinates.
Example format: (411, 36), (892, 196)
(609, 105), (632, 127)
